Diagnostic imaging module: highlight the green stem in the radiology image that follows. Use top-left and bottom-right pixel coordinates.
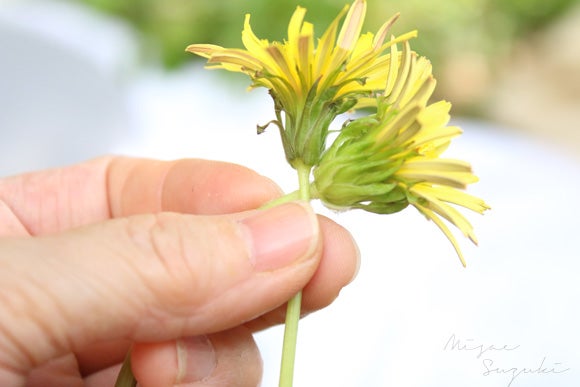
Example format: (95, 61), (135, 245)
(261, 189), (302, 209)
(279, 160), (312, 387)
(115, 349), (137, 387)
(263, 185), (319, 210)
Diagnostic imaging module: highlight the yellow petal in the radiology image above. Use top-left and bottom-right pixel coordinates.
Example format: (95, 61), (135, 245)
(337, 0), (367, 50)
(414, 204), (467, 267)
(403, 159), (473, 172)
(375, 104), (422, 144)
(418, 101), (452, 128)
(314, 5), (349, 79)
(384, 39), (400, 98)
(185, 44), (224, 58)
(208, 49), (262, 72)
(413, 125), (462, 154)
(392, 51), (418, 108)
(378, 30), (419, 51)
(266, 45), (300, 91)
(326, 0), (367, 75)
(373, 13), (400, 49)
(288, 6), (307, 47)
(397, 158), (478, 188)
(413, 184), (490, 214)
(397, 58), (435, 108)
(287, 6), (307, 79)
(241, 14), (274, 67)
(298, 23), (314, 86)
(386, 41), (411, 106)
(411, 185), (478, 244)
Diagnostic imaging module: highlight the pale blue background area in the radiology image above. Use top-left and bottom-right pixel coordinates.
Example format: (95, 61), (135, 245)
(1, 2), (579, 386)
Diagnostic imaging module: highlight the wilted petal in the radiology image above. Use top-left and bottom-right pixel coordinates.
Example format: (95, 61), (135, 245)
(337, 0), (367, 50)
(414, 204), (467, 267)
(185, 43), (224, 58)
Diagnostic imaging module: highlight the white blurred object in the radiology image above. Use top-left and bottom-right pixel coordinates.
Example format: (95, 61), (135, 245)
(0, 0), (138, 176)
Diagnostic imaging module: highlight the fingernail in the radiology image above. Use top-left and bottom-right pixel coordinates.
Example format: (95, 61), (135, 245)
(348, 231), (362, 284)
(240, 202), (319, 271)
(175, 336), (216, 383)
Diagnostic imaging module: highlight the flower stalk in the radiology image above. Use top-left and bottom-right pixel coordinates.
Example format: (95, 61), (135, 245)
(278, 161), (312, 386)
(280, 291), (302, 387)
(114, 350), (136, 387)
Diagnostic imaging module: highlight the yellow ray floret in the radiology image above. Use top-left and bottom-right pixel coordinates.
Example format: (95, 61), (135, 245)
(313, 54), (490, 265)
(187, 0), (419, 167)
(186, 0), (416, 106)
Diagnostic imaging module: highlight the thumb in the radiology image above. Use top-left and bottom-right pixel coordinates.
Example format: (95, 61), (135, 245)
(0, 202), (320, 381)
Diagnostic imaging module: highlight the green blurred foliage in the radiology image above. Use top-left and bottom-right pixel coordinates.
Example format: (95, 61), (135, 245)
(373, 0), (578, 78)
(80, 0), (343, 68)
(79, 0), (579, 69)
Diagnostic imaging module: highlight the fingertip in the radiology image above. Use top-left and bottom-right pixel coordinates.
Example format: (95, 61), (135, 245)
(239, 201), (320, 272)
(301, 215), (361, 310)
(107, 157), (283, 217)
(160, 159), (283, 215)
(131, 342), (176, 386)
(244, 215), (361, 332)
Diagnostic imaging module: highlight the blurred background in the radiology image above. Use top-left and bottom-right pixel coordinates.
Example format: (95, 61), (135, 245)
(78, 0), (580, 146)
(1, 0), (579, 177)
(2, 0), (580, 386)
(83, 0), (580, 117)
(58, 0), (580, 152)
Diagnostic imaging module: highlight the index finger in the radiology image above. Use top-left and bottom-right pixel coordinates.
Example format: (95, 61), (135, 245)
(0, 156), (282, 236)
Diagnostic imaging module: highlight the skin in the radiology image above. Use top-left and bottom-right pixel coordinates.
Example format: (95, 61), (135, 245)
(0, 156), (360, 386)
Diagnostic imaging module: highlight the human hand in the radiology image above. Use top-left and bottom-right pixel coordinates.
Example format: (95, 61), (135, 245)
(0, 157), (359, 386)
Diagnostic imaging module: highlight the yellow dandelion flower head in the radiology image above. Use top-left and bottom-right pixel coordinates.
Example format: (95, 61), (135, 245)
(313, 48), (490, 265)
(186, 0), (417, 166)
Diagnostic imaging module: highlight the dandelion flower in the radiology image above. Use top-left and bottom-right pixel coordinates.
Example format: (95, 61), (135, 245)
(312, 45), (490, 266)
(187, 0), (417, 167)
